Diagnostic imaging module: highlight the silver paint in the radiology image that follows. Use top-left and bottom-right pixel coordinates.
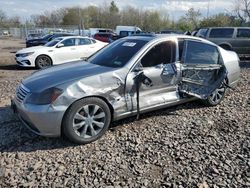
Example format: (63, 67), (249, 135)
(13, 34), (241, 137)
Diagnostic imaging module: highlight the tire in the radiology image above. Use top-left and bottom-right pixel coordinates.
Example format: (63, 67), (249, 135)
(35, 55), (52, 69)
(62, 97), (111, 144)
(204, 84), (226, 106)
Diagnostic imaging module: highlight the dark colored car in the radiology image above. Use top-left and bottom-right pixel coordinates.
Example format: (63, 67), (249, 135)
(196, 27), (250, 58)
(26, 33), (76, 47)
(93, 32), (118, 43)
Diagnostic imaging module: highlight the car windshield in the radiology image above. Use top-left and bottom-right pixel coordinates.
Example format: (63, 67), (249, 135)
(88, 39), (148, 68)
(41, 34), (52, 40)
(44, 38), (63, 47)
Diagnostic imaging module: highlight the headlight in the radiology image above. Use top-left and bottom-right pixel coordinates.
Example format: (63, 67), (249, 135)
(26, 88), (63, 105)
(19, 52), (34, 57)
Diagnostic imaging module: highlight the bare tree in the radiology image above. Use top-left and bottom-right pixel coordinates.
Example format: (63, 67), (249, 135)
(234, 0), (250, 24)
(0, 9), (7, 27)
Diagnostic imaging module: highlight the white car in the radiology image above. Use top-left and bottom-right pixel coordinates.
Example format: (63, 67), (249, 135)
(15, 36), (108, 69)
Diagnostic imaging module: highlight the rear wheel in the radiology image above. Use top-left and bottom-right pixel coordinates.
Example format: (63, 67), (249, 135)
(35, 55), (52, 69)
(62, 97), (111, 144)
(204, 84), (226, 106)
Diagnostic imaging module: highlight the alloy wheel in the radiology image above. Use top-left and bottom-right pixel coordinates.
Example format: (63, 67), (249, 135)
(209, 87), (226, 104)
(72, 104), (106, 139)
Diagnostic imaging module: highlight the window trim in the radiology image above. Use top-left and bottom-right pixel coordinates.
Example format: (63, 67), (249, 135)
(208, 28), (235, 39)
(77, 38), (92, 46)
(181, 39), (221, 65)
(131, 39), (177, 70)
(236, 28), (250, 38)
(59, 38), (77, 47)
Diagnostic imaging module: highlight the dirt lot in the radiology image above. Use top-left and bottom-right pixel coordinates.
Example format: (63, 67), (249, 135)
(0, 37), (249, 187)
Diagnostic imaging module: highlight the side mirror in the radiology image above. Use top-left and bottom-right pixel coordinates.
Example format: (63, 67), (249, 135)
(57, 43), (64, 48)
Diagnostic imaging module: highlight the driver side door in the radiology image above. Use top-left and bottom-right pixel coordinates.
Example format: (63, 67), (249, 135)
(54, 38), (79, 64)
(125, 40), (179, 111)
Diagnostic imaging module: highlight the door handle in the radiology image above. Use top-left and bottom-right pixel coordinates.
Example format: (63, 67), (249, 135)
(71, 48), (76, 50)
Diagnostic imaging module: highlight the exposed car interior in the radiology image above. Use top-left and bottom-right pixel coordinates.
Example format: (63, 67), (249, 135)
(141, 41), (175, 67)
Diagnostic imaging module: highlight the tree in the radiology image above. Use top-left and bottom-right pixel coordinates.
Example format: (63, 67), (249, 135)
(0, 10), (7, 27)
(109, 1), (119, 14)
(234, 0), (250, 25)
(176, 8), (201, 31)
(200, 13), (240, 28)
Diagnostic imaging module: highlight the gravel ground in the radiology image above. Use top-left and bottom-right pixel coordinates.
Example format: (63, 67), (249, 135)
(0, 38), (249, 187)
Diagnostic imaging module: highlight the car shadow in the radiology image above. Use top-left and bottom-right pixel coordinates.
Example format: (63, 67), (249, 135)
(0, 64), (36, 71)
(0, 101), (207, 153)
(110, 100), (207, 130)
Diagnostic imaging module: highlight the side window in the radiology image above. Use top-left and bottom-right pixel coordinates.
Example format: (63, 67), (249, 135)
(237, 29), (250, 38)
(61, 38), (75, 47)
(178, 39), (184, 61)
(184, 41), (219, 64)
(141, 41), (176, 68)
(79, 38), (92, 45)
(197, 29), (208, 38)
(209, 28), (234, 38)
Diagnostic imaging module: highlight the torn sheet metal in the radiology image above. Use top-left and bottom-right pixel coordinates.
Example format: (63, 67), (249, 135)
(179, 64), (227, 99)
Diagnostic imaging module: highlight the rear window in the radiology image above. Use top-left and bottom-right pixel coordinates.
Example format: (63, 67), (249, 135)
(89, 39), (148, 68)
(237, 29), (250, 38)
(209, 28), (234, 38)
(184, 41), (219, 64)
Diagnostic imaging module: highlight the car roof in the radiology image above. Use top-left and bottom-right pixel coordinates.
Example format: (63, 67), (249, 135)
(125, 34), (216, 46)
(57, 36), (93, 40)
(199, 27), (250, 29)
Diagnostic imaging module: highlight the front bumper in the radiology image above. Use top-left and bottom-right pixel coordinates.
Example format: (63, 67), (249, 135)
(11, 98), (65, 137)
(15, 56), (35, 67)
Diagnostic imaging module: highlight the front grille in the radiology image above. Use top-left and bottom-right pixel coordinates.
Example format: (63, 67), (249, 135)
(16, 84), (30, 103)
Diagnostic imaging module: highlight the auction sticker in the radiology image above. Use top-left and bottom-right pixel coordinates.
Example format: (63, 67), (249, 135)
(122, 42), (136, 47)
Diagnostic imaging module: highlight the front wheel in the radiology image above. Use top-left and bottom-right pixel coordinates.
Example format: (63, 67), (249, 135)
(204, 85), (226, 106)
(62, 97), (111, 144)
(35, 55), (52, 69)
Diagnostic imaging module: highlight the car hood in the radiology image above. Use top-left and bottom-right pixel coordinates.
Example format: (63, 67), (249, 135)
(22, 61), (115, 92)
(17, 46), (47, 54)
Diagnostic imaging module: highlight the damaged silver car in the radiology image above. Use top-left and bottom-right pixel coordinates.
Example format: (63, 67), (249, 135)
(12, 34), (240, 144)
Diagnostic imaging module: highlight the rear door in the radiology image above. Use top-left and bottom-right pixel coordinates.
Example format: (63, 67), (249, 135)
(76, 38), (94, 58)
(179, 40), (227, 99)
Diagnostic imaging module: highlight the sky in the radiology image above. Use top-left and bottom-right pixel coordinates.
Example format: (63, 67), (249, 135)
(0, 0), (236, 21)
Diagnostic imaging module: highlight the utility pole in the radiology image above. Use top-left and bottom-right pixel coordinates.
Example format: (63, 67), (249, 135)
(78, 7), (81, 35)
(207, 0), (210, 18)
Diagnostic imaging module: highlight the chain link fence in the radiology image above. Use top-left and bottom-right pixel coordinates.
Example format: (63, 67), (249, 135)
(0, 25), (84, 39)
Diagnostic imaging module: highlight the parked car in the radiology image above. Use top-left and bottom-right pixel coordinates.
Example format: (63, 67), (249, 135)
(26, 33), (43, 41)
(16, 36), (108, 68)
(93, 32), (118, 43)
(26, 33), (75, 47)
(196, 27), (250, 57)
(116, 25), (142, 38)
(12, 34), (240, 144)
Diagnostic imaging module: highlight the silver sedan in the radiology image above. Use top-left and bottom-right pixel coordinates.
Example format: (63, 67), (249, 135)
(12, 34), (240, 144)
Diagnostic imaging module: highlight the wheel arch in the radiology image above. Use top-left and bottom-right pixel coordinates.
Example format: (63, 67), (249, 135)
(35, 54), (53, 65)
(218, 43), (232, 50)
